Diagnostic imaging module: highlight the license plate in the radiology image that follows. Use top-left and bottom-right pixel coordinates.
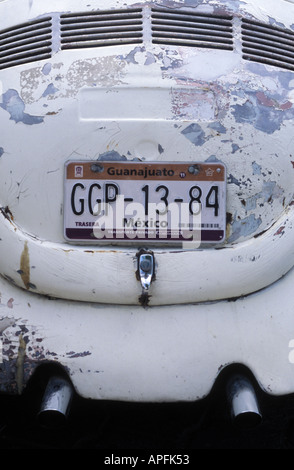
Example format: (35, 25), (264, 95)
(64, 161), (226, 245)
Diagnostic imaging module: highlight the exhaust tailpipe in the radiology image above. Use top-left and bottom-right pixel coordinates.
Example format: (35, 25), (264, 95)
(38, 375), (74, 427)
(227, 374), (262, 428)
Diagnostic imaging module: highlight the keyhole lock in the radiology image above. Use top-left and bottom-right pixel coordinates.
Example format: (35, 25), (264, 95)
(138, 252), (154, 292)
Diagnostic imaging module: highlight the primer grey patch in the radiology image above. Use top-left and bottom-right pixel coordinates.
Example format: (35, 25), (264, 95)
(228, 174), (241, 186)
(252, 161), (262, 175)
(42, 83), (59, 97)
(42, 63), (52, 76)
(208, 122), (226, 134)
(232, 96), (294, 134)
(244, 195), (258, 211)
(98, 151), (127, 161)
(181, 123), (206, 146)
(0, 90), (44, 125)
(233, 100), (256, 124)
(240, 178), (283, 210)
(144, 52), (156, 66)
(158, 144), (164, 154)
(205, 155), (219, 163)
(228, 214), (262, 243)
(232, 144), (240, 154)
(118, 46), (145, 65)
(161, 56), (183, 71)
(261, 180), (284, 202)
(246, 62), (294, 90)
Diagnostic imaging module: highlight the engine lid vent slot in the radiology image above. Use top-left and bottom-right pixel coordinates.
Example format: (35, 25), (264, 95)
(60, 9), (143, 49)
(151, 8), (234, 50)
(0, 17), (52, 70)
(242, 18), (294, 71)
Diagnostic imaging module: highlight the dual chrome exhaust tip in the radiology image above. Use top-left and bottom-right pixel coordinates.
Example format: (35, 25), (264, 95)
(36, 372), (262, 429)
(227, 374), (262, 428)
(37, 375), (74, 428)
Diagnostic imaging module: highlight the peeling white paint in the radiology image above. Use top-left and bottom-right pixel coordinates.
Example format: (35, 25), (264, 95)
(239, 0), (294, 29)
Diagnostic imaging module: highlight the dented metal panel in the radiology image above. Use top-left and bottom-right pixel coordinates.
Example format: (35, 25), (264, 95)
(1, 0), (294, 401)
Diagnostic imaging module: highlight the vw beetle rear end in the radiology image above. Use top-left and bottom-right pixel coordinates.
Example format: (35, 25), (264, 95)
(1, 0), (294, 426)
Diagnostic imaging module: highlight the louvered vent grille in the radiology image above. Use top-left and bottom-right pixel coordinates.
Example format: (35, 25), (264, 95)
(60, 9), (143, 49)
(0, 17), (52, 70)
(2, 10), (294, 72)
(242, 19), (294, 71)
(151, 8), (233, 50)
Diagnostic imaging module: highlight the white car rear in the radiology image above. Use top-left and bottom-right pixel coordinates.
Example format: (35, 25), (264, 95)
(1, 0), (294, 426)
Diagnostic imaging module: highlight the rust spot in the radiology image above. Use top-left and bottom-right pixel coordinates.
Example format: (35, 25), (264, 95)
(16, 333), (26, 395)
(66, 350), (91, 358)
(226, 212), (233, 224)
(226, 212), (233, 240)
(0, 206), (14, 222)
(256, 91), (276, 107)
(138, 291), (151, 308)
(280, 101), (292, 110)
(19, 241), (31, 290)
(274, 226), (285, 236)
